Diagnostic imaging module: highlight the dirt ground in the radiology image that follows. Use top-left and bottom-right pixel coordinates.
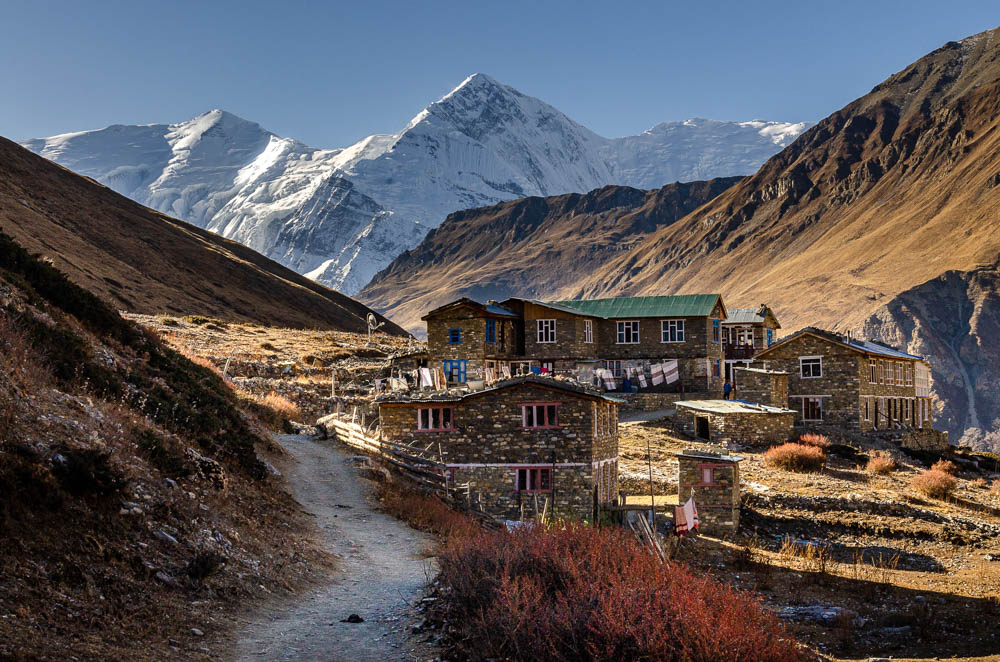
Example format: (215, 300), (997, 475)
(618, 417), (1000, 661)
(226, 434), (438, 662)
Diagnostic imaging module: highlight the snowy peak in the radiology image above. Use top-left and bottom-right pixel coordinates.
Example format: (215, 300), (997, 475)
(20, 74), (810, 295)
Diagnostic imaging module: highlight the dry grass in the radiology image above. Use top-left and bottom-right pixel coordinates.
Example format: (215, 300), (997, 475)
(865, 450), (898, 475)
(971, 477), (988, 489)
(931, 459), (959, 475)
(798, 432), (831, 450)
(911, 469), (958, 499)
(764, 442), (827, 473)
(261, 391), (300, 420)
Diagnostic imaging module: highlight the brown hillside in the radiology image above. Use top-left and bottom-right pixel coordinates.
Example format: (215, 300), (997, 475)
(0, 137), (406, 335)
(576, 29), (1000, 330)
(359, 178), (741, 335)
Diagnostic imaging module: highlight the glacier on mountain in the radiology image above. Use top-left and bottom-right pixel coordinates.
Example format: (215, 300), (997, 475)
(21, 74), (811, 295)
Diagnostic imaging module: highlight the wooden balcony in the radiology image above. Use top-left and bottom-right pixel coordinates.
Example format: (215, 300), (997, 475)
(723, 342), (757, 361)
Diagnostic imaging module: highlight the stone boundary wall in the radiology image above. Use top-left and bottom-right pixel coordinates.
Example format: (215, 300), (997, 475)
(620, 392), (686, 411)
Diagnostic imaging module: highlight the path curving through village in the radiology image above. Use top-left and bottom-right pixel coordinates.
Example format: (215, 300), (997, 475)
(231, 434), (437, 662)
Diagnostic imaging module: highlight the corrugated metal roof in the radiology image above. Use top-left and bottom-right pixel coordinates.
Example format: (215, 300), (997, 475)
(548, 294), (722, 319)
(725, 307), (766, 324)
(484, 304), (518, 317)
(757, 327), (924, 361)
(846, 337), (923, 360)
(517, 298), (603, 317)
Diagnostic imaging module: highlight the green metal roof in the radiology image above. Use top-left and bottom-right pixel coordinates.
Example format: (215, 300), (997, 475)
(548, 294), (722, 319)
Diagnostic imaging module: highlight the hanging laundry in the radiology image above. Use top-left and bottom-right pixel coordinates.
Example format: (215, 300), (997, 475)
(674, 497), (699, 536)
(662, 360), (679, 384)
(637, 373), (648, 388)
(419, 367), (434, 388)
(501, 365), (512, 379)
(651, 363), (664, 385)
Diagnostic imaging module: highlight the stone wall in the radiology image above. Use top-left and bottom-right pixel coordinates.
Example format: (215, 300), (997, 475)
(620, 392), (686, 411)
(899, 428), (950, 452)
(453, 465), (594, 521)
(520, 302), (600, 361)
(675, 405), (795, 447)
(759, 335), (863, 430)
(733, 368), (789, 408)
(378, 382), (619, 522)
(677, 452), (741, 535)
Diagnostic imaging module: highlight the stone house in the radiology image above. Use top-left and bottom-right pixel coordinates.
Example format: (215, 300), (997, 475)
(721, 304), (781, 382)
(674, 400), (795, 447)
(732, 367), (789, 408)
(421, 298), (522, 385)
(754, 327), (934, 433)
(488, 294), (728, 395)
(676, 449), (744, 535)
(376, 375), (621, 521)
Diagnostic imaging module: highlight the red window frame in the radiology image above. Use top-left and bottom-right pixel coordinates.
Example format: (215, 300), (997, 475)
(415, 406), (455, 431)
(514, 466), (552, 493)
(520, 402), (561, 429)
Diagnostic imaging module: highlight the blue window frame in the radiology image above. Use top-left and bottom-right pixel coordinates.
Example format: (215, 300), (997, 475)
(485, 319), (496, 343)
(443, 360), (468, 383)
(712, 319), (720, 343)
(766, 329), (774, 346)
(448, 328), (462, 344)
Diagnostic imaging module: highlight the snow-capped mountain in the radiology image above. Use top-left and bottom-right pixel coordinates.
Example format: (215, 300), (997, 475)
(21, 74), (810, 294)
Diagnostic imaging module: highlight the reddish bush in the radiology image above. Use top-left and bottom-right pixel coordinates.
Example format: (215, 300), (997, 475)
(376, 483), (480, 541)
(798, 432), (831, 450)
(911, 469), (957, 499)
(436, 524), (805, 662)
(930, 459), (958, 476)
(764, 443), (826, 473)
(865, 451), (898, 476)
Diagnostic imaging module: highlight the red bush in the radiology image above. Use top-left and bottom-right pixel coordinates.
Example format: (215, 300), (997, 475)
(376, 482), (480, 541)
(764, 443), (826, 473)
(798, 432), (831, 450)
(911, 469), (957, 499)
(436, 524), (806, 661)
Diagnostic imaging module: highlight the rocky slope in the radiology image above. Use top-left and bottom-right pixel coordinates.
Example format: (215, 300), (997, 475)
(360, 177), (742, 335)
(0, 138), (405, 334)
(22, 75), (808, 294)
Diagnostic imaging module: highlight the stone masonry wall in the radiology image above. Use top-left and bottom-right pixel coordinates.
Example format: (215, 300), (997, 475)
(676, 406), (795, 447)
(733, 368), (789, 408)
(760, 335), (863, 431)
(453, 465), (594, 521)
(521, 302), (600, 362)
(677, 454), (741, 535)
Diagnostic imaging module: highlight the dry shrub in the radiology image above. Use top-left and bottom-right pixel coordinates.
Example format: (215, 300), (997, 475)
(262, 391), (300, 421)
(0, 315), (51, 440)
(971, 477), (988, 489)
(376, 482), (480, 541)
(866, 450), (898, 476)
(437, 524), (806, 662)
(911, 469), (957, 499)
(798, 432), (830, 450)
(764, 443), (826, 473)
(992, 480), (1000, 497)
(931, 459), (958, 476)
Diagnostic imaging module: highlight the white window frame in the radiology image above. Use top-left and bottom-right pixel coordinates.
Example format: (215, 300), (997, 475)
(869, 359), (877, 384)
(795, 395), (824, 422)
(660, 319), (685, 343)
(863, 397), (871, 421)
(799, 356), (823, 379)
(536, 319), (556, 344)
(583, 319), (593, 344)
(605, 360), (623, 378)
(616, 320), (640, 345)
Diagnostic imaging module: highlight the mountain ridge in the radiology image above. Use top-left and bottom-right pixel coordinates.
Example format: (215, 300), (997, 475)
(21, 74), (810, 294)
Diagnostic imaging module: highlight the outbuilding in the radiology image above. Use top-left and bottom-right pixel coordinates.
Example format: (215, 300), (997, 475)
(674, 399), (795, 447)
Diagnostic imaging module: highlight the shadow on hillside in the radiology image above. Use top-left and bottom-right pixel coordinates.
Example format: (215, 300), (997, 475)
(823, 466), (869, 483)
(949, 494), (1000, 519)
(682, 535), (1000, 659)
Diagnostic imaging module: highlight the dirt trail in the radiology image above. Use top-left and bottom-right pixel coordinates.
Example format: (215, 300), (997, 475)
(231, 434), (436, 662)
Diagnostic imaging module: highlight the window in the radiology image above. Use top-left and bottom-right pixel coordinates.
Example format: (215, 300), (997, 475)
(515, 467), (551, 492)
(766, 328), (774, 346)
(617, 320), (640, 344)
(878, 359), (885, 384)
(661, 319), (685, 343)
(712, 319), (720, 343)
(712, 359), (720, 378)
(447, 328), (461, 344)
(416, 406), (453, 431)
(800, 356), (822, 378)
(605, 360), (623, 377)
(442, 360), (467, 383)
(801, 397), (823, 422)
(537, 319), (556, 344)
(540, 361), (554, 374)
(893, 362), (900, 386)
(701, 466), (715, 484)
(485, 319), (496, 343)
(863, 398), (871, 421)
(869, 359), (877, 384)
(905, 363), (913, 387)
(735, 327), (754, 347)
(521, 403), (561, 428)
(584, 319), (593, 343)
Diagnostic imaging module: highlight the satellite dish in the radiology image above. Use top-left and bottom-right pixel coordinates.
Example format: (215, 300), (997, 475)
(366, 312), (385, 343)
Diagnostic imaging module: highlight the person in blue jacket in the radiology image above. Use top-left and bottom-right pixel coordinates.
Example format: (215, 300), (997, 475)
(723, 380), (733, 400)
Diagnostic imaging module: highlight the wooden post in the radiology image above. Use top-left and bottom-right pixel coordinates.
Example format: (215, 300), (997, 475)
(647, 435), (655, 527)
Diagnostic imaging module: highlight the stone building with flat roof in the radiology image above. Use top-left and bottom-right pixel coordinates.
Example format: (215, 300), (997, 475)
(675, 399), (795, 447)
(676, 449), (744, 535)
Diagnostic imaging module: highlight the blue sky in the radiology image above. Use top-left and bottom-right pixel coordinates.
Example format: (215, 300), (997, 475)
(3, 1), (998, 148)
